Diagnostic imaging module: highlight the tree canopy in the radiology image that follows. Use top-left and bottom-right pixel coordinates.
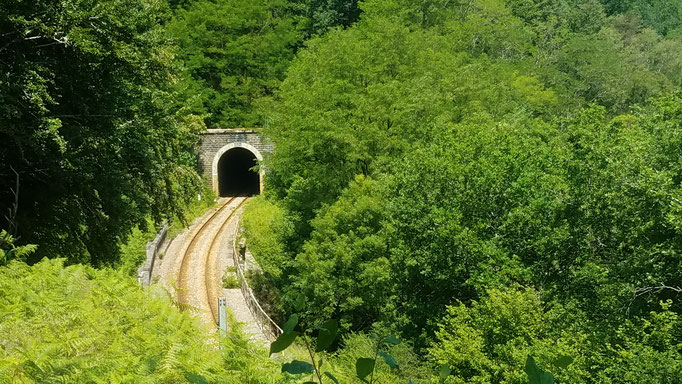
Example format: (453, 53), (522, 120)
(0, 0), (203, 264)
(244, 0), (682, 381)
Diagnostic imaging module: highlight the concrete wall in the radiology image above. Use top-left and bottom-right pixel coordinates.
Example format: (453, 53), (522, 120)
(198, 129), (273, 195)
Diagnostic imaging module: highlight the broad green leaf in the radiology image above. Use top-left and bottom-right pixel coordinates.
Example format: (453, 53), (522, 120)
(283, 314), (298, 333)
(555, 355), (574, 369)
(378, 351), (398, 368)
(356, 358), (375, 380)
(324, 372), (340, 384)
(438, 364), (451, 378)
(282, 360), (315, 375)
(269, 331), (298, 355)
(525, 356), (555, 384)
(315, 319), (338, 352)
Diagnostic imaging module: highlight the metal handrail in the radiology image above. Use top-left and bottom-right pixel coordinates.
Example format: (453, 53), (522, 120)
(231, 221), (283, 340)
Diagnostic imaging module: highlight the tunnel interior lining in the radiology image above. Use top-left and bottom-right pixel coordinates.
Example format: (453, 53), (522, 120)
(217, 147), (260, 196)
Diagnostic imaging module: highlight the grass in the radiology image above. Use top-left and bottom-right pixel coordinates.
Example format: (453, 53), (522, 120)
(223, 266), (240, 289)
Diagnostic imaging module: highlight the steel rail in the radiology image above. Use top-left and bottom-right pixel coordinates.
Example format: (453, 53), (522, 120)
(176, 197), (236, 310)
(204, 197), (248, 324)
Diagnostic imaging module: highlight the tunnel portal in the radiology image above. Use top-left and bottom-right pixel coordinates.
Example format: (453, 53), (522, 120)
(217, 147), (260, 196)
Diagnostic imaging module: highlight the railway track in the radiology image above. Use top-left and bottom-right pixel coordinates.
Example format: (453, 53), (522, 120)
(176, 196), (248, 325)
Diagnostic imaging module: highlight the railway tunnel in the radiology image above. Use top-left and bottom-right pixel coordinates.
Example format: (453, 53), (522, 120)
(217, 147), (260, 196)
(200, 129), (272, 197)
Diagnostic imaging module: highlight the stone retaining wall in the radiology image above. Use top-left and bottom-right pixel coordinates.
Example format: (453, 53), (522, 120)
(137, 222), (168, 286)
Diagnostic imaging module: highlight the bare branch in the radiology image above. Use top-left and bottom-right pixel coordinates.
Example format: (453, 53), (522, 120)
(0, 35), (68, 53)
(5, 167), (20, 236)
(626, 283), (681, 315)
(635, 284), (682, 297)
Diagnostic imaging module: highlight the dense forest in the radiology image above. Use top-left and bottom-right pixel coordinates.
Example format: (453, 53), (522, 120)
(1, 0), (682, 382)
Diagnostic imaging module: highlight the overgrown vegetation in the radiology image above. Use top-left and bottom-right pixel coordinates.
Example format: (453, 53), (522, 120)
(245, 0), (682, 381)
(0, 258), (232, 382)
(3, 0), (682, 381)
(0, 0), (205, 265)
(269, 296), (431, 383)
(0, 257), (437, 383)
(166, 182), (217, 239)
(223, 266), (240, 289)
(117, 223), (158, 277)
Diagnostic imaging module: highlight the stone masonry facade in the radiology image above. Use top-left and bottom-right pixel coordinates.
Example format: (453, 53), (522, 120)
(198, 128), (273, 194)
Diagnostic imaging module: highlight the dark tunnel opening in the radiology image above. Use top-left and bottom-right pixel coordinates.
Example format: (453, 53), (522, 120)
(217, 147), (260, 197)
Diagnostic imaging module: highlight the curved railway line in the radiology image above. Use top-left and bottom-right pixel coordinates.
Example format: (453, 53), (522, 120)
(176, 196), (248, 324)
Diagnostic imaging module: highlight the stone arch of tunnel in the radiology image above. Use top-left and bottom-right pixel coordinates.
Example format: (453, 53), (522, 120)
(211, 143), (263, 197)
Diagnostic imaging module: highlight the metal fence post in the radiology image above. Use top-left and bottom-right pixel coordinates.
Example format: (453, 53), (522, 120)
(218, 297), (227, 332)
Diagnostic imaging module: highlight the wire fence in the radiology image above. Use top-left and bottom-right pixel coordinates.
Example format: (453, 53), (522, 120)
(231, 223), (283, 341)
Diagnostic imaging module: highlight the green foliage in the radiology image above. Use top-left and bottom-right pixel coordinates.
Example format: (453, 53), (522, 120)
(117, 220), (157, 276)
(0, 259), (234, 382)
(117, 181), (214, 276)
(385, 118), (564, 343)
(0, 231), (37, 267)
(269, 306), (339, 383)
(168, 0), (302, 128)
(429, 289), (568, 383)
(328, 333), (431, 383)
(5, 0), (682, 381)
(600, 0), (682, 35)
(271, 329), (299, 355)
(223, 269), (240, 289)
(0, 0), (204, 264)
(246, 268), (285, 323)
(282, 360), (315, 375)
(549, 15), (675, 111)
(525, 356), (555, 384)
(286, 176), (391, 330)
(167, 182), (217, 239)
(301, 0), (361, 35)
(257, 1), (682, 380)
(429, 289), (682, 383)
(241, 196), (290, 321)
(241, 196), (291, 279)
(269, 301), (428, 384)
(221, 310), (285, 383)
(264, 1), (555, 239)
(355, 358), (375, 380)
